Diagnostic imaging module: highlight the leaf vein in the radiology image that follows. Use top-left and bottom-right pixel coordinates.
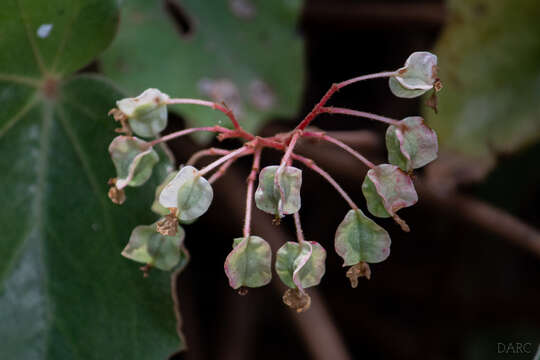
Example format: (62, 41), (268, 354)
(16, 0), (47, 75)
(0, 93), (39, 139)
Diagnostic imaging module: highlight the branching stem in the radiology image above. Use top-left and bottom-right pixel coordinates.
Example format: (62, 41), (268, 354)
(296, 71), (397, 131)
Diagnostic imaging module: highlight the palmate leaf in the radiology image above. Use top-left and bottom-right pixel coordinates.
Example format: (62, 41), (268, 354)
(424, 0), (540, 174)
(0, 1), (183, 358)
(100, 0), (305, 139)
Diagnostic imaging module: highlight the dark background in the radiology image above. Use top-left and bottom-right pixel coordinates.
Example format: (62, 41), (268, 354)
(163, 1), (540, 359)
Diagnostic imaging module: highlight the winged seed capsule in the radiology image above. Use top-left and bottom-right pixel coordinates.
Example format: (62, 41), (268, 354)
(116, 88), (170, 138)
(389, 52), (440, 98)
(334, 209), (391, 266)
(158, 165), (213, 222)
(109, 136), (159, 190)
(254, 165), (302, 218)
(224, 236), (272, 289)
(385, 116), (438, 172)
(275, 241), (326, 292)
(122, 221), (187, 271)
(361, 164), (418, 219)
(152, 171), (179, 216)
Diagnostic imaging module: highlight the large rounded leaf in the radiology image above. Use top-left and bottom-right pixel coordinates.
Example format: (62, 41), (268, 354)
(0, 1), (183, 358)
(101, 0), (305, 137)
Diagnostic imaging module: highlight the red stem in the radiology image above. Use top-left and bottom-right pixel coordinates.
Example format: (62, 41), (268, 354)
(208, 159), (235, 184)
(187, 147), (232, 166)
(199, 147), (252, 176)
(147, 126), (228, 147)
(336, 71), (397, 88)
(280, 131), (302, 167)
(302, 131), (375, 169)
(293, 212), (305, 243)
(320, 107), (402, 127)
(296, 84), (339, 131)
(296, 71), (397, 131)
(243, 147), (262, 238)
(292, 154), (359, 210)
(168, 98), (242, 130)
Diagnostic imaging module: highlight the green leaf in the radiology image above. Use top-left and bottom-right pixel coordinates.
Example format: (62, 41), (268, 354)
(254, 165), (302, 217)
(334, 209), (391, 266)
(385, 116), (438, 171)
(159, 165), (213, 222)
(116, 88), (170, 138)
(389, 51), (438, 98)
(0, 0), (183, 357)
(101, 0), (305, 138)
(224, 236), (272, 289)
(361, 164), (418, 218)
(122, 222), (187, 271)
(424, 0), (540, 169)
(275, 241), (326, 290)
(0, 0), (119, 77)
(109, 136), (159, 189)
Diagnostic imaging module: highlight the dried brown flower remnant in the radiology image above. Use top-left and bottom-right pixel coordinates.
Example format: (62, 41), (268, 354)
(108, 107), (127, 122)
(283, 288), (311, 313)
(156, 209), (179, 236)
(140, 263), (152, 278)
(392, 214), (410, 232)
(434, 79), (443, 92)
(107, 178), (126, 204)
(237, 287), (249, 296)
(346, 262), (371, 288)
(108, 108), (132, 135)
